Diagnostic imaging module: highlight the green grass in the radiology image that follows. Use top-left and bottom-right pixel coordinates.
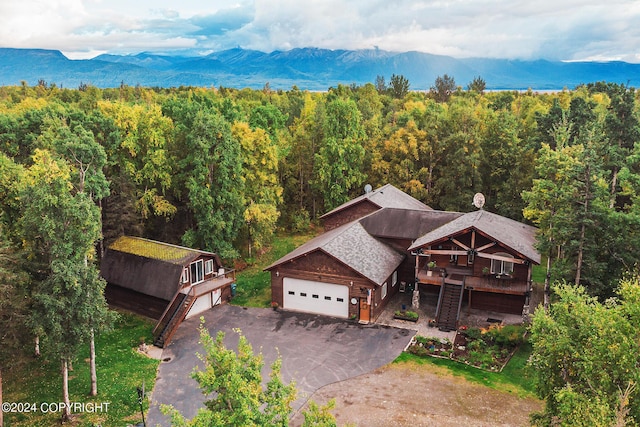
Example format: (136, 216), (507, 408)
(532, 257), (547, 283)
(3, 311), (159, 427)
(393, 341), (537, 399)
(232, 230), (318, 307)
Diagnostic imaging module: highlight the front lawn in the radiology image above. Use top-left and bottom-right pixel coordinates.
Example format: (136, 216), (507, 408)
(3, 311), (159, 427)
(232, 230), (317, 307)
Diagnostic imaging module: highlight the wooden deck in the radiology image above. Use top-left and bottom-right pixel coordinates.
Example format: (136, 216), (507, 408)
(417, 270), (529, 295)
(181, 274), (235, 298)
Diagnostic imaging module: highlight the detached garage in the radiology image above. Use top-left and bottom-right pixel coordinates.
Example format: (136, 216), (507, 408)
(266, 221), (404, 322)
(283, 278), (349, 318)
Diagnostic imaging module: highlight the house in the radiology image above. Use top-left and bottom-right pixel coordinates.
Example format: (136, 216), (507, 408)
(408, 210), (540, 330)
(101, 236), (235, 347)
(266, 220), (406, 322)
(268, 185), (540, 327)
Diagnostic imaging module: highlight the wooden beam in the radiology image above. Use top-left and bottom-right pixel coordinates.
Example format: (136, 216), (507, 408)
(450, 238), (470, 251)
(421, 249), (469, 256)
(476, 252), (526, 264)
(475, 242), (496, 252)
(471, 230), (476, 250)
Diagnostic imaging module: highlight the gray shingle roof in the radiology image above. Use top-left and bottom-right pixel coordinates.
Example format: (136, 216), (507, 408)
(408, 210), (540, 264)
(265, 221), (404, 285)
(320, 184), (432, 218)
(359, 208), (463, 240)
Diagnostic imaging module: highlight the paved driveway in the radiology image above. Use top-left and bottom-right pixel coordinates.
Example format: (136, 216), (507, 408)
(147, 305), (415, 426)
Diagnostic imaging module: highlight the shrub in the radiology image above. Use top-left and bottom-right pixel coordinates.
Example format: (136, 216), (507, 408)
(484, 324), (525, 347)
(464, 327), (483, 341)
(395, 310), (419, 320)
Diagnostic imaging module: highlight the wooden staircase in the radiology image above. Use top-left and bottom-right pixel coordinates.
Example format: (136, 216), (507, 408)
(153, 291), (195, 348)
(435, 275), (465, 332)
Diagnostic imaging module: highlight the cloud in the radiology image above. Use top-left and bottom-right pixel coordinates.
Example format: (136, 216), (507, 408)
(0, 0), (639, 62)
(189, 5), (255, 36)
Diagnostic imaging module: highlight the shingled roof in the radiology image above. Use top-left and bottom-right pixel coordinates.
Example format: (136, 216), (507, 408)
(265, 221), (405, 285)
(359, 208), (464, 240)
(408, 210), (540, 264)
(320, 184), (432, 219)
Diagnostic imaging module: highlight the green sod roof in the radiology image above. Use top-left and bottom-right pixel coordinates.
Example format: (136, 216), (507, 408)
(109, 236), (202, 265)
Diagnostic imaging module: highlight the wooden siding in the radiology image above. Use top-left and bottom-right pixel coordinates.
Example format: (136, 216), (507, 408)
(270, 250), (381, 320)
(322, 200), (379, 231)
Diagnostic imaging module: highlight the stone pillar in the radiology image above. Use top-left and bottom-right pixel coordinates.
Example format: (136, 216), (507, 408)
(411, 289), (420, 311)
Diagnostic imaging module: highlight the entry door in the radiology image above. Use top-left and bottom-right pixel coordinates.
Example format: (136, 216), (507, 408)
(359, 298), (371, 323)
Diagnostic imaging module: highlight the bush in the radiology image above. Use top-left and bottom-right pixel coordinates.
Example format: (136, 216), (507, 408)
(464, 327), (483, 341)
(484, 324), (525, 347)
(395, 310), (419, 320)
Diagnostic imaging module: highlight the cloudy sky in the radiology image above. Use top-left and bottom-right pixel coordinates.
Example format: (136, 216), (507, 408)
(1, 0), (639, 62)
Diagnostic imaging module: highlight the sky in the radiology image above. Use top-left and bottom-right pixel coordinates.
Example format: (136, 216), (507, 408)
(1, 0), (640, 62)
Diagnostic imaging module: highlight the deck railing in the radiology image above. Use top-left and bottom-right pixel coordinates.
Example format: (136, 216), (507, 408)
(417, 269), (529, 295)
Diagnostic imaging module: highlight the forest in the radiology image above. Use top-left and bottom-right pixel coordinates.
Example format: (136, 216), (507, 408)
(1, 75), (640, 424)
(0, 78), (639, 294)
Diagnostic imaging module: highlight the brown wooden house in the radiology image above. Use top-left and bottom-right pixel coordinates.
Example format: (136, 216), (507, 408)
(266, 221), (404, 323)
(408, 210), (540, 330)
(268, 186), (540, 326)
(101, 236), (235, 347)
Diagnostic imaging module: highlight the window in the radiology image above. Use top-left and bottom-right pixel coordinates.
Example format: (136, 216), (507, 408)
(190, 259), (204, 284)
(204, 259), (214, 275)
(392, 271), (398, 286)
(288, 291), (295, 295)
(490, 252), (514, 275)
(382, 282), (388, 299)
(324, 296), (331, 301)
(312, 294), (319, 299)
(181, 268), (189, 284)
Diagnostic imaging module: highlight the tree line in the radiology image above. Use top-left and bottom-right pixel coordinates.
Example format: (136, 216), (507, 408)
(1, 76), (640, 422)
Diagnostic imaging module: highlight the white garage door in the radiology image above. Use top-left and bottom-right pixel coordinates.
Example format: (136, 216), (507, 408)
(185, 288), (222, 319)
(283, 278), (349, 318)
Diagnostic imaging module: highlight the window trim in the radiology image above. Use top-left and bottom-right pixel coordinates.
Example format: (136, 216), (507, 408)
(181, 268), (189, 284)
(490, 252), (514, 275)
(381, 282), (388, 299)
(392, 271), (398, 286)
(190, 259), (204, 285)
(204, 259), (214, 275)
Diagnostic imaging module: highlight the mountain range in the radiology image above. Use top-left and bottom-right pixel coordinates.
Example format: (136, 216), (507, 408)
(1, 47), (639, 91)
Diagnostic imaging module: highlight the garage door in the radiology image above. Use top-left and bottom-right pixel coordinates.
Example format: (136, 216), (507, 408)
(283, 278), (349, 318)
(185, 288), (222, 319)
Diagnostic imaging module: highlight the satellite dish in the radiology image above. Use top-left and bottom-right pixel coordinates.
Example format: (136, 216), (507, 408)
(364, 184), (373, 194)
(473, 193), (485, 209)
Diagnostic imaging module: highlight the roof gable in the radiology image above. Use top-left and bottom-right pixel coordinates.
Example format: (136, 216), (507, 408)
(409, 210), (540, 264)
(320, 184), (432, 219)
(266, 221), (404, 285)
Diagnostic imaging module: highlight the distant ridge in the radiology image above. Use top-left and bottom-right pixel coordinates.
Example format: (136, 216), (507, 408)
(1, 47), (639, 90)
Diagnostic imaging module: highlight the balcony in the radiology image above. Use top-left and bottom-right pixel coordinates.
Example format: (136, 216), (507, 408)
(417, 268), (528, 295)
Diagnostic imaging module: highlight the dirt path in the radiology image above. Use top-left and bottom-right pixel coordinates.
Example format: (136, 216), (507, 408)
(291, 361), (542, 427)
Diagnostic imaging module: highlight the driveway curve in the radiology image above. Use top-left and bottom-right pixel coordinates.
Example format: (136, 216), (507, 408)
(147, 304), (415, 426)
